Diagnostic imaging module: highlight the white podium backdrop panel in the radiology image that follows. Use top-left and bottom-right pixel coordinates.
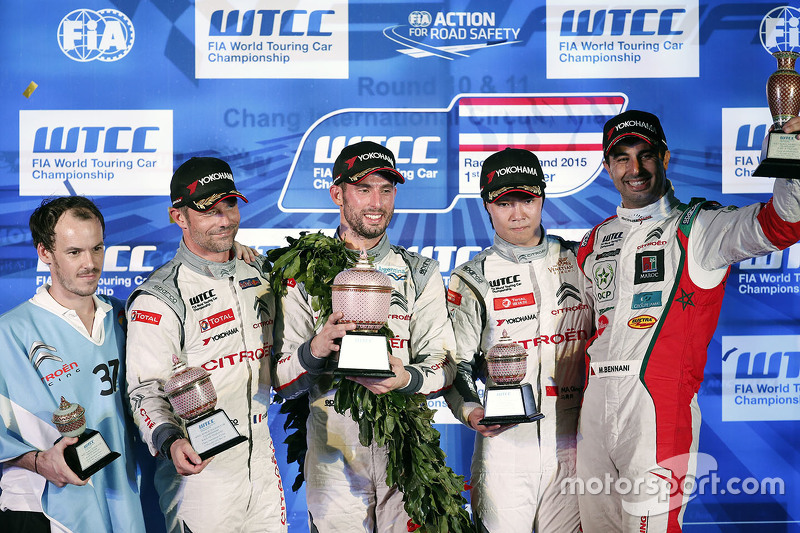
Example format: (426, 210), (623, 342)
(2, 1), (799, 531)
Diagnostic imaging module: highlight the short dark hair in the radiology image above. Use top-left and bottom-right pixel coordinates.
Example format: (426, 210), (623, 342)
(30, 196), (105, 251)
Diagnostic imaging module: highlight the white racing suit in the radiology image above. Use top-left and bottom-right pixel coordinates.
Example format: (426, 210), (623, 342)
(576, 180), (800, 532)
(126, 240), (286, 533)
(273, 233), (456, 533)
(445, 232), (592, 532)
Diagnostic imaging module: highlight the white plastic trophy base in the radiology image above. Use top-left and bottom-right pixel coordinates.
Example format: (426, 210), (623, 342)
(752, 131), (800, 179)
(186, 408), (247, 461)
(62, 429), (120, 481)
(333, 331), (395, 378)
(479, 383), (545, 426)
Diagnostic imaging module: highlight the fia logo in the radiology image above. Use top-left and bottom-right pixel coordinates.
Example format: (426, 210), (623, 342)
(58, 9), (135, 62)
(760, 6), (800, 53)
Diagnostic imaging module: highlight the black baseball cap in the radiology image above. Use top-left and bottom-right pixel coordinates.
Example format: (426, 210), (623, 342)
(479, 148), (546, 203)
(170, 157), (248, 212)
(332, 141), (405, 185)
(603, 110), (668, 157)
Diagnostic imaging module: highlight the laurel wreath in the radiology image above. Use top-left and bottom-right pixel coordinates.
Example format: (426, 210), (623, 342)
(268, 232), (471, 532)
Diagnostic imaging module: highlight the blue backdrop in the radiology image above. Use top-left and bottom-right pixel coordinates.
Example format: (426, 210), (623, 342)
(2, 1), (799, 531)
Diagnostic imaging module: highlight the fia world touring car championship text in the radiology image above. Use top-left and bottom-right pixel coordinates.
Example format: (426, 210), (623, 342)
(31, 157), (156, 181)
(207, 40), (331, 63)
(557, 40), (682, 63)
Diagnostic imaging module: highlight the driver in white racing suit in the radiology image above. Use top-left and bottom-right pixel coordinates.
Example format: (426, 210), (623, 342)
(126, 157), (286, 533)
(445, 148), (591, 532)
(273, 141), (456, 532)
(576, 111), (800, 532)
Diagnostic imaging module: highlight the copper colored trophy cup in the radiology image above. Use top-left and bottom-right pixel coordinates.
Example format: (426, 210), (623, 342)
(753, 50), (800, 178)
(479, 331), (544, 426)
(52, 396), (120, 480)
(331, 251), (395, 377)
(164, 355), (246, 460)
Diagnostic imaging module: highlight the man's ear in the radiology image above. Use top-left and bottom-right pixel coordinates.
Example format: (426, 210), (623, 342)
(662, 150), (671, 171)
(330, 185), (344, 207)
(37, 243), (52, 265)
(169, 207), (189, 230)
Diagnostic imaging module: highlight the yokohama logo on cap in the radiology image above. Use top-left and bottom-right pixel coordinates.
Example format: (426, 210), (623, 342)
(493, 293), (535, 310)
(131, 310), (161, 325)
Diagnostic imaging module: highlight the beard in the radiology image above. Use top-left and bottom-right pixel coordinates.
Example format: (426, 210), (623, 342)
(188, 223), (238, 254)
(342, 204), (393, 240)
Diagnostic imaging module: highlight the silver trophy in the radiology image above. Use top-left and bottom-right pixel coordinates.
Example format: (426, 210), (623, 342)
(164, 355), (246, 460)
(479, 331), (544, 426)
(331, 251), (394, 377)
(52, 396), (120, 480)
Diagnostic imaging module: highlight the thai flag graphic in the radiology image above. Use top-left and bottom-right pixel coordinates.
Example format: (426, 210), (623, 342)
(457, 94), (627, 198)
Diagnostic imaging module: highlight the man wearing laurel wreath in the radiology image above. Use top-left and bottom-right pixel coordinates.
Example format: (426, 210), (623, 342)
(273, 141), (457, 532)
(444, 148), (591, 532)
(576, 111), (800, 532)
(0, 197), (146, 533)
(125, 157), (287, 533)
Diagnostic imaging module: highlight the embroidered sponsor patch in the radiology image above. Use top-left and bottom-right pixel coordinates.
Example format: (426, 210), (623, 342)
(239, 277), (262, 289)
(131, 310), (161, 325)
(634, 250), (665, 285)
(627, 315), (657, 329)
(446, 289), (462, 306)
(493, 293), (535, 310)
(199, 308), (235, 332)
(632, 291), (662, 309)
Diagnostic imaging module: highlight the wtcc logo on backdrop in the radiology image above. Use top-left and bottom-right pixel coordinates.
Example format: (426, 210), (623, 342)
(721, 335), (800, 421)
(545, 0), (699, 79)
(721, 109), (776, 195)
(19, 110), (173, 197)
(278, 93), (626, 213)
(195, 0), (349, 79)
(58, 9), (134, 62)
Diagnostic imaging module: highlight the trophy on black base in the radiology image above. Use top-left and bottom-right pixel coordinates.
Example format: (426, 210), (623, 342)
(52, 397), (120, 481)
(753, 10), (800, 179)
(479, 331), (544, 426)
(330, 251), (395, 378)
(165, 355), (246, 461)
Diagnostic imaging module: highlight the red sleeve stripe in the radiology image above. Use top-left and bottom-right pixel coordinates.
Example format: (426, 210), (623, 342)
(757, 199), (800, 249)
(274, 370), (308, 392)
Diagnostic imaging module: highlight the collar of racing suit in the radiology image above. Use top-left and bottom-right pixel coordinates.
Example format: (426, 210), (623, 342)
(334, 227), (392, 262)
(175, 238), (237, 279)
(492, 228), (548, 263)
(616, 180), (681, 225)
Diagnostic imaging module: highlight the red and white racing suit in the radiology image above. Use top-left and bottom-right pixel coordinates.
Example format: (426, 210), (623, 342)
(273, 234), (456, 533)
(576, 180), (800, 532)
(445, 233), (592, 532)
(126, 240), (286, 533)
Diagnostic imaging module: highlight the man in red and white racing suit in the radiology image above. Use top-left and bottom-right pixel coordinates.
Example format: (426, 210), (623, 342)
(445, 148), (591, 532)
(126, 158), (286, 533)
(273, 141), (456, 532)
(576, 111), (800, 532)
